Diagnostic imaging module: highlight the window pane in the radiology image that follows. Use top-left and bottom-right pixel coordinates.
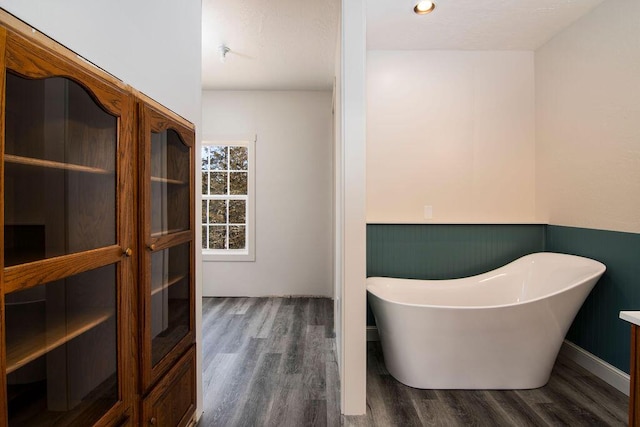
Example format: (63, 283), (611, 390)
(210, 172), (227, 195)
(229, 226), (246, 249)
(209, 200), (226, 224)
(201, 146), (209, 171)
(201, 172), (209, 195)
(230, 172), (247, 195)
(209, 226), (226, 249)
(202, 225), (207, 249)
(229, 146), (248, 171)
(201, 200), (207, 224)
(229, 200), (246, 224)
(209, 146), (227, 171)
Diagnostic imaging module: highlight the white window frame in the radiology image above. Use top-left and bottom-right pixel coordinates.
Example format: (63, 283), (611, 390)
(202, 135), (256, 262)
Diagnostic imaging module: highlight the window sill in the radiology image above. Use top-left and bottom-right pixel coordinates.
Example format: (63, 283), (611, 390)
(203, 250), (255, 262)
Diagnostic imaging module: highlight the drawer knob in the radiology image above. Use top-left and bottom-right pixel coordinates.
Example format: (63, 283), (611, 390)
(149, 417), (157, 425)
(123, 248), (133, 257)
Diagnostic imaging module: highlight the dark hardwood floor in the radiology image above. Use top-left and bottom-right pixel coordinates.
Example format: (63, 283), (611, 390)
(199, 297), (340, 427)
(199, 297), (629, 426)
(345, 341), (628, 426)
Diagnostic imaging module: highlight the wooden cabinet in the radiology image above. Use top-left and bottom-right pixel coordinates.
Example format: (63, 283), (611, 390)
(138, 102), (195, 406)
(141, 346), (196, 427)
(0, 11), (196, 427)
(630, 325), (640, 426)
(0, 22), (135, 427)
(620, 311), (640, 426)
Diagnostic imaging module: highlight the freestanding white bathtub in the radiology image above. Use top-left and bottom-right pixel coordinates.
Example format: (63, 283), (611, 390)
(367, 252), (605, 389)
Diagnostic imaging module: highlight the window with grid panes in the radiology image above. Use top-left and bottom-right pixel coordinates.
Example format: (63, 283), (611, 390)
(202, 139), (255, 261)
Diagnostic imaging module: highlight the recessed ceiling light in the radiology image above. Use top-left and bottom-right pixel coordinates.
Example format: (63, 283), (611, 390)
(414, 0), (436, 15)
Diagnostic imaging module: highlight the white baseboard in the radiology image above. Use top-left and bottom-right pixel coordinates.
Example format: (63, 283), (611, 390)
(366, 326), (630, 396)
(560, 340), (630, 396)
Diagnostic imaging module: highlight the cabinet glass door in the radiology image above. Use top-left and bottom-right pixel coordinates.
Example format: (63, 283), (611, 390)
(2, 30), (134, 427)
(5, 265), (118, 425)
(140, 103), (194, 389)
(150, 242), (191, 366)
(151, 129), (190, 237)
(4, 73), (117, 266)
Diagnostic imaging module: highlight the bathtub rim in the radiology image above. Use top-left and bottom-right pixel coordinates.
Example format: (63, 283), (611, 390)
(366, 252), (606, 311)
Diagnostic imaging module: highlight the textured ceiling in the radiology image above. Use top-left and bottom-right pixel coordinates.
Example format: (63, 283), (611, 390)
(367, 0), (606, 50)
(202, 0), (606, 90)
(202, 0), (340, 90)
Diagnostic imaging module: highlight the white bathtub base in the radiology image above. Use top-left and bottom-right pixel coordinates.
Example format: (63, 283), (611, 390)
(375, 304), (565, 389)
(367, 253), (606, 390)
(368, 325), (629, 395)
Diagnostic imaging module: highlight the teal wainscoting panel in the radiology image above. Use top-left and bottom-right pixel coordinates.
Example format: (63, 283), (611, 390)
(366, 224), (546, 325)
(367, 224), (545, 279)
(546, 225), (640, 374)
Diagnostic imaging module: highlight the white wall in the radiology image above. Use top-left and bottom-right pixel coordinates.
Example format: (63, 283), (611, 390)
(535, 0), (640, 233)
(201, 90), (333, 297)
(0, 1), (201, 121)
(0, 0), (204, 418)
(367, 51), (536, 223)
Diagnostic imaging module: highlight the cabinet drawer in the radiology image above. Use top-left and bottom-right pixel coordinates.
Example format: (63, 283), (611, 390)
(142, 345), (196, 427)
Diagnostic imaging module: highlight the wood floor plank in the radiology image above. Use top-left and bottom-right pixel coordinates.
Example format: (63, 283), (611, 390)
(201, 337), (265, 426)
(364, 365), (395, 425)
(542, 375), (614, 425)
(255, 297), (283, 339)
(265, 372), (305, 426)
(303, 399), (328, 427)
(213, 314), (248, 354)
(547, 368), (626, 425)
(556, 355), (629, 417)
(343, 415), (374, 427)
(232, 352), (282, 426)
(281, 300), (308, 374)
(264, 303), (294, 353)
(486, 390), (550, 426)
(325, 339), (341, 427)
(227, 297), (253, 315)
(302, 325), (328, 400)
(438, 389), (510, 426)
(411, 398), (461, 426)
(202, 352), (237, 398)
(376, 374), (423, 426)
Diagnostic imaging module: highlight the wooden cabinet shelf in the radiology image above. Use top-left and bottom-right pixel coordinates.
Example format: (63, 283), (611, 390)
(151, 176), (187, 185)
(150, 228), (186, 238)
(6, 309), (114, 374)
(4, 154), (113, 175)
(151, 274), (187, 296)
(8, 373), (118, 426)
(151, 299), (190, 367)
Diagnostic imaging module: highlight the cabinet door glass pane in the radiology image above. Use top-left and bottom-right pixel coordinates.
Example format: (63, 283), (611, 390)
(151, 129), (190, 236)
(5, 264), (118, 425)
(4, 72), (117, 267)
(150, 242), (190, 366)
